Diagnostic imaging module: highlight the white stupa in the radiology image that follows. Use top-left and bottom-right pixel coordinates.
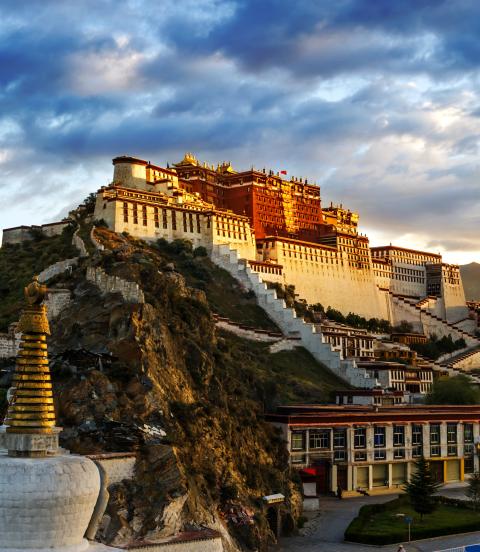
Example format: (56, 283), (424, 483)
(0, 277), (106, 552)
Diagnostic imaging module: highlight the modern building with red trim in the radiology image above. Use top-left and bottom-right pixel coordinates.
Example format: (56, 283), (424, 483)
(266, 404), (480, 496)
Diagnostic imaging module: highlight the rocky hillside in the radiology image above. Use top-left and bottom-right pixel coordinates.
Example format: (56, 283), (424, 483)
(0, 225), (77, 331)
(461, 262), (480, 301)
(0, 226), (347, 551)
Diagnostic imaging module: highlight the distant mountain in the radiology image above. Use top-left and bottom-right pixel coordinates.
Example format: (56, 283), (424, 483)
(460, 263), (480, 301)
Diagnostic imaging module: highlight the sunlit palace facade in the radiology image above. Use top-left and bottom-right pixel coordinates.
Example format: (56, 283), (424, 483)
(91, 154), (473, 329)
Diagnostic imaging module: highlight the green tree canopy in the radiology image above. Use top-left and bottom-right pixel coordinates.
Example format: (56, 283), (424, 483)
(426, 375), (480, 405)
(405, 456), (441, 518)
(467, 472), (480, 510)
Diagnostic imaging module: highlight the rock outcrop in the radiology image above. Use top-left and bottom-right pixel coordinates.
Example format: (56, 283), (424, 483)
(33, 230), (304, 551)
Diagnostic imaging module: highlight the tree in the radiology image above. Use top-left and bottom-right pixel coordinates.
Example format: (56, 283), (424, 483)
(467, 472), (480, 510)
(394, 320), (414, 333)
(404, 456), (441, 518)
(81, 192), (97, 213)
(426, 375), (480, 405)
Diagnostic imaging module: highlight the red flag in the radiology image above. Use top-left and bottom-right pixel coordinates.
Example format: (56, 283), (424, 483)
(280, 170), (287, 175)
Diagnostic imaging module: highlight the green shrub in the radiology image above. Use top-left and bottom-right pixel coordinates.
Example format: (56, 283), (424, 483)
(193, 246), (208, 257)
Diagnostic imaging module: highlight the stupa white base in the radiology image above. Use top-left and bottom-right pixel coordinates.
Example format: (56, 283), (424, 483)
(0, 453), (101, 551)
(1, 540), (89, 552)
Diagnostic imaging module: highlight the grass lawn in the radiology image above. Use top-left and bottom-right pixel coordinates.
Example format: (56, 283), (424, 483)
(345, 495), (480, 545)
(218, 333), (349, 406)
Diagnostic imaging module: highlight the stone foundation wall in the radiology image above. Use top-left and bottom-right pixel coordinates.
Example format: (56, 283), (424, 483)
(87, 453), (136, 485)
(38, 258), (79, 283)
(0, 329), (20, 358)
(124, 536), (223, 552)
(86, 266), (145, 304)
(46, 290), (72, 319)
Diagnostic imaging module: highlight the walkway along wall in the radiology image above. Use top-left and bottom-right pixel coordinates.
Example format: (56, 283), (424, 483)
(211, 244), (376, 389)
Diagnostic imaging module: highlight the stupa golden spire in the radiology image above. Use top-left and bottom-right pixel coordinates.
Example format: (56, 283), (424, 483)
(5, 275), (56, 434)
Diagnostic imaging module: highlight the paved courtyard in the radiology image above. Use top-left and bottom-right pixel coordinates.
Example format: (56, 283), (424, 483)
(279, 484), (480, 552)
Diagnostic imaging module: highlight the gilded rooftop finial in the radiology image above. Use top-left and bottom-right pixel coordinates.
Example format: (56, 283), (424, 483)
(4, 275), (56, 436)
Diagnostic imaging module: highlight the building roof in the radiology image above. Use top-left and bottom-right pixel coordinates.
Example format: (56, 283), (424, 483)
(357, 361), (412, 370)
(266, 404), (480, 425)
(334, 389), (404, 396)
(371, 244), (442, 259)
(112, 155), (148, 166)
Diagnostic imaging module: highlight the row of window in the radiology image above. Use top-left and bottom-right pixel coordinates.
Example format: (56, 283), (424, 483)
(292, 424), (474, 452)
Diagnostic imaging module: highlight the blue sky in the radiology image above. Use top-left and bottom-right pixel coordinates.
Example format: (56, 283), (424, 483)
(0, 0), (479, 263)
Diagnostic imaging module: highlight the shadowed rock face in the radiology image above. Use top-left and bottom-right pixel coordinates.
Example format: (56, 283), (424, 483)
(39, 232), (301, 551)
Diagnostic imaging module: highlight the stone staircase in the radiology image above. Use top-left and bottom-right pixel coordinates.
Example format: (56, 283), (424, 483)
(438, 345), (480, 376)
(415, 349), (480, 384)
(211, 244), (377, 388)
(390, 292), (479, 346)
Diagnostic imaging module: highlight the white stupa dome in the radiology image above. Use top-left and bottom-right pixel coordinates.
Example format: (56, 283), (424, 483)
(0, 454), (100, 552)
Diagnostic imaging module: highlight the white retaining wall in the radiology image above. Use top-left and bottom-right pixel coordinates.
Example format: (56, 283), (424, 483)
(46, 290), (72, 319)
(0, 329), (20, 358)
(123, 537), (223, 552)
(86, 266), (145, 304)
(211, 244), (376, 388)
(391, 295), (478, 347)
(87, 453), (136, 485)
(90, 226), (105, 251)
(448, 350), (480, 371)
(72, 227), (88, 257)
(215, 319), (279, 342)
(38, 258), (79, 283)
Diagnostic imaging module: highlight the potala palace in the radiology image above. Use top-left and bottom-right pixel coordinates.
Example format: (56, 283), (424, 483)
(88, 154), (472, 332)
(3, 154), (479, 392)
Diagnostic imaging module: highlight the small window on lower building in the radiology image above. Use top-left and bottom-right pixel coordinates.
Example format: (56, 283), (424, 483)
(465, 453), (475, 474)
(309, 429), (330, 450)
(447, 445), (457, 457)
(354, 451), (367, 462)
(430, 445), (441, 457)
(334, 450), (346, 462)
(374, 449), (386, 461)
(412, 445), (423, 458)
(291, 431), (305, 451)
(393, 448), (405, 459)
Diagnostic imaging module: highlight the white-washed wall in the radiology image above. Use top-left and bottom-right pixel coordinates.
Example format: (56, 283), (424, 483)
(38, 258), (79, 283)
(0, 330), (20, 358)
(46, 290), (72, 319)
(123, 536), (223, 552)
(87, 453), (136, 485)
(86, 266), (145, 304)
(263, 240), (388, 321)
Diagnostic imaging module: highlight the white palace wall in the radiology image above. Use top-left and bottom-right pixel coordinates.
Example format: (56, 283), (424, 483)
(261, 240), (388, 321)
(94, 187), (256, 260)
(442, 276), (469, 324)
